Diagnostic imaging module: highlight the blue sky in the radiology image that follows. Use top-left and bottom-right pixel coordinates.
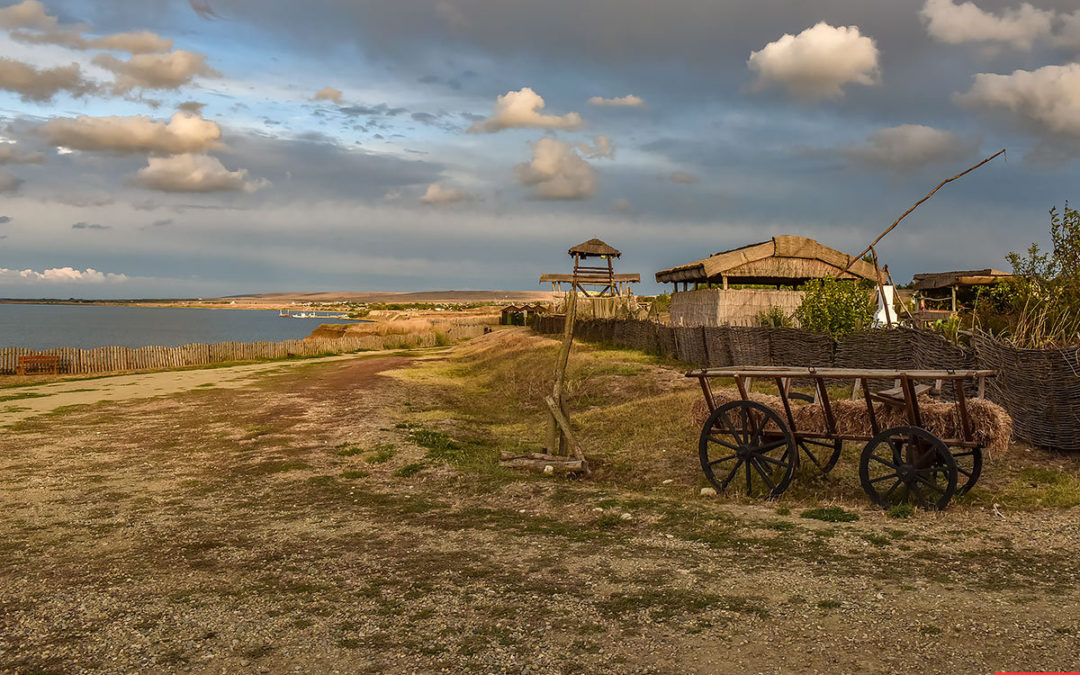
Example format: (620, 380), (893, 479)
(1, 0), (1079, 297)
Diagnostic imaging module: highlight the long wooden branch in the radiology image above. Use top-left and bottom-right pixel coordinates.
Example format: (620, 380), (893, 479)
(840, 149), (1006, 277)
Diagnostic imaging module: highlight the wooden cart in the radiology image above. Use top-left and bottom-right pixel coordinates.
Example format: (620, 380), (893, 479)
(687, 366), (997, 510)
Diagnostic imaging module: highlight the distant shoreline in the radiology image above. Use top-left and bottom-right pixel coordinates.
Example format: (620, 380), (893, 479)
(0, 289), (557, 309)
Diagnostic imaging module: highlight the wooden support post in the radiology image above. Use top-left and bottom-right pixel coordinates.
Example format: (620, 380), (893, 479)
(545, 289), (577, 457)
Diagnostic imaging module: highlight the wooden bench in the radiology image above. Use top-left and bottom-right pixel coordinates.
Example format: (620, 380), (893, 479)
(16, 355), (61, 376)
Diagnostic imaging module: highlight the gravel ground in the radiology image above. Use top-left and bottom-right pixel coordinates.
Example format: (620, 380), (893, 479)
(1, 349), (1078, 674)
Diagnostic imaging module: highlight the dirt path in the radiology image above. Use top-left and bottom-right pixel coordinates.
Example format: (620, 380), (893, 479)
(0, 351), (402, 428)
(1, 346), (1078, 674)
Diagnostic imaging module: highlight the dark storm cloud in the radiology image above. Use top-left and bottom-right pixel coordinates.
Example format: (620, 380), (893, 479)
(0, 215), (12, 224)
(217, 130), (445, 202)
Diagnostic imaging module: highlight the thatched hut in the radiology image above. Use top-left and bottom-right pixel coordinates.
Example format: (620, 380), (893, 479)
(655, 235), (884, 326)
(911, 268), (1014, 325)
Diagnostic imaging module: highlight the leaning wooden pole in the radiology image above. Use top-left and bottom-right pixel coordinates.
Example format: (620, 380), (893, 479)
(839, 149), (1007, 278)
(545, 290), (577, 456)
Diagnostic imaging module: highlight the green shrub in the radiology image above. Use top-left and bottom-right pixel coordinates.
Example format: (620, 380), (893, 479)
(757, 305), (791, 328)
(887, 503), (915, 519)
(999, 203), (1080, 346)
(795, 277), (875, 337)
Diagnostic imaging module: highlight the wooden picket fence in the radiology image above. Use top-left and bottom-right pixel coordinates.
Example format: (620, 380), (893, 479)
(0, 325), (488, 377)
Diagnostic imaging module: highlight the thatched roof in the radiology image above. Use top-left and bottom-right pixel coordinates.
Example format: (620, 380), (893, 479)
(912, 269), (1014, 291)
(655, 235), (884, 286)
(569, 238), (621, 258)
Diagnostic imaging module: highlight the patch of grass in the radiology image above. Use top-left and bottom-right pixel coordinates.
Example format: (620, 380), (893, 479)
(919, 624), (943, 636)
(195, 383), (215, 388)
(859, 533), (891, 548)
(336, 443), (365, 457)
(394, 463), (425, 478)
(367, 443), (397, 464)
(816, 600), (841, 609)
(0, 392), (49, 403)
(242, 460), (310, 475)
(775, 506), (791, 516)
(409, 429), (461, 458)
(341, 470), (370, 480)
(598, 589), (768, 621)
(801, 506), (859, 523)
(888, 503), (915, 519)
(244, 424), (274, 438)
(594, 513), (629, 530)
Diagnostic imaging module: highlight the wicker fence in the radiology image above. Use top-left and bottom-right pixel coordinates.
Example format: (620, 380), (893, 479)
(0, 324), (489, 378)
(534, 316), (1080, 451)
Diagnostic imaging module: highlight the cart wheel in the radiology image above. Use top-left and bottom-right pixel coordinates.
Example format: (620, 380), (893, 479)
(797, 438), (843, 474)
(788, 392), (814, 403)
(949, 446), (983, 496)
(859, 426), (958, 510)
(699, 401), (796, 499)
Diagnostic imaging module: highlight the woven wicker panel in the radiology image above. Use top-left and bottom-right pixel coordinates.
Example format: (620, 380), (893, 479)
(674, 326), (708, 366)
(727, 326), (772, 366)
(770, 327), (835, 367)
(835, 330), (917, 370)
(701, 327), (732, 367)
(974, 336), (1080, 451)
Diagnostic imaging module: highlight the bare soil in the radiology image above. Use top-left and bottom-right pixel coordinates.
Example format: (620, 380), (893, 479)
(1, 336), (1078, 674)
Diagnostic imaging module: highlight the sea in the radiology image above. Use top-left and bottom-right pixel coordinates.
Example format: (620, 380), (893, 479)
(0, 304), (363, 350)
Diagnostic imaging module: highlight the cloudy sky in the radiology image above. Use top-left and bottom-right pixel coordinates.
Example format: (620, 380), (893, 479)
(1, 0), (1079, 298)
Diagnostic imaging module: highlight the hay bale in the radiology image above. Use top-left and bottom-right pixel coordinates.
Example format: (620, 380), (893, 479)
(689, 388), (1012, 456)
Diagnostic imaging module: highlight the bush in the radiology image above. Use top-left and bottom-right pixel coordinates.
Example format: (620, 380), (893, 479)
(757, 305), (791, 328)
(794, 277), (875, 337)
(1000, 203), (1080, 346)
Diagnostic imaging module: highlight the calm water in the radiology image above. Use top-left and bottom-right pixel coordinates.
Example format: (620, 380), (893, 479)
(0, 304), (361, 350)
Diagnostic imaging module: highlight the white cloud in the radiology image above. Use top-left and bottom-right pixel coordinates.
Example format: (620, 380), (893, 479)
(576, 135), (614, 159)
(612, 198), (633, 214)
(748, 22), (880, 102)
(0, 267), (129, 284)
(0, 57), (97, 102)
(12, 29), (173, 54)
(0, 144), (45, 164)
(93, 50), (220, 93)
(0, 169), (23, 193)
(588, 94), (644, 108)
(0, 0), (57, 30)
(514, 137), (597, 200)
(468, 87), (583, 133)
(843, 124), (976, 172)
(37, 113), (223, 155)
(670, 171), (698, 184)
(920, 0), (1054, 51)
(132, 154), (268, 193)
(420, 183), (470, 204)
(314, 87), (344, 104)
(956, 63), (1080, 138)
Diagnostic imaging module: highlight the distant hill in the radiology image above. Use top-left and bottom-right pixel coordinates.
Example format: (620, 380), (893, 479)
(223, 290), (557, 304)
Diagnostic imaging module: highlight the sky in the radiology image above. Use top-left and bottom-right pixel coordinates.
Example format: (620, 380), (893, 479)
(1, 0), (1080, 298)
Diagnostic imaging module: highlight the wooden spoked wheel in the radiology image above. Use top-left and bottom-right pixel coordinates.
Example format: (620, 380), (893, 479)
(699, 401), (796, 499)
(859, 426), (958, 510)
(948, 446), (983, 496)
(796, 438), (843, 474)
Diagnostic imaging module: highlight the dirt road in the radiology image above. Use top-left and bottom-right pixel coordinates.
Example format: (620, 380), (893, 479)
(1, 345), (1078, 674)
